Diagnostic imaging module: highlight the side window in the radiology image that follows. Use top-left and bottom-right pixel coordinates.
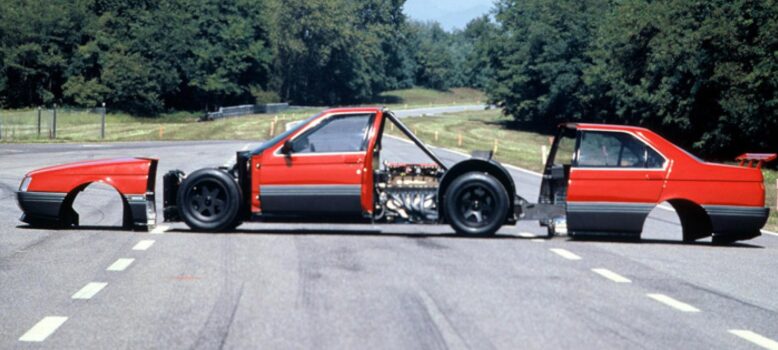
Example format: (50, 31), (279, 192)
(646, 147), (665, 168)
(577, 131), (664, 168)
(291, 114), (373, 153)
(551, 129), (577, 166)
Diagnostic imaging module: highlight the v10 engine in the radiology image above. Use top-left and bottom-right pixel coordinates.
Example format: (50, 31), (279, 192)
(374, 163), (444, 223)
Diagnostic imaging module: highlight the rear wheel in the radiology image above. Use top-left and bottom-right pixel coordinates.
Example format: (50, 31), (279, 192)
(178, 169), (241, 232)
(444, 172), (509, 236)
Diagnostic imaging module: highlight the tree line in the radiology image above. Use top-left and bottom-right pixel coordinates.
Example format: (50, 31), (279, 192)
(1, 0), (775, 157)
(0, 0), (482, 115)
(484, 0), (777, 158)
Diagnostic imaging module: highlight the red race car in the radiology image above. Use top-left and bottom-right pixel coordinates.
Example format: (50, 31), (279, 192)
(16, 108), (775, 243)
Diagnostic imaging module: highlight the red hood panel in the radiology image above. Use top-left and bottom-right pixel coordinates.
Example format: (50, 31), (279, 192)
(27, 158), (155, 177)
(25, 157), (158, 194)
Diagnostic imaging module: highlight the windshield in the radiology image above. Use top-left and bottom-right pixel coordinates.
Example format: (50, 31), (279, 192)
(250, 113), (322, 155)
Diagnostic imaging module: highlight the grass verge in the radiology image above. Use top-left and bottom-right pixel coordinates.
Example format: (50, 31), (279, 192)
(376, 87), (485, 108)
(0, 109), (316, 143)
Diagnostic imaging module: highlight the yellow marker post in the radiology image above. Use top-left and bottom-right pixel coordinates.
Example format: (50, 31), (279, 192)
(159, 126), (164, 139)
(434, 131), (438, 142)
(457, 133), (463, 147)
(269, 121), (275, 137)
(493, 139), (499, 155)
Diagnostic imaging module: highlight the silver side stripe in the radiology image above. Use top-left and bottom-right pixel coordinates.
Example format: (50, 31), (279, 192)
(704, 205), (768, 217)
(567, 202), (654, 214)
(261, 185), (361, 196)
(17, 192), (67, 202)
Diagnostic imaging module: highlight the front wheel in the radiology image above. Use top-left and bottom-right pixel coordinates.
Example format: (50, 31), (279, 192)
(444, 172), (509, 236)
(177, 168), (242, 232)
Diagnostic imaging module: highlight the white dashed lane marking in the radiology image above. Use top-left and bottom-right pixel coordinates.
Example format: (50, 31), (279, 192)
(150, 225), (169, 235)
(730, 330), (778, 350)
(106, 258), (135, 272)
(19, 316), (68, 342)
(517, 232), (538, 238)
(550, 248), (582, 260)
(132, 240), (155, 251)
(647, 293), (700, 312)
(531, 238), (546, 243)
(71, 282), (108, 300)
(592, 268), (631, 283)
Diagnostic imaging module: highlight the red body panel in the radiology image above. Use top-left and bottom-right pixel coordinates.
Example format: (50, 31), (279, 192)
(567, 124), (765, 208)
(25, 157), (156, 196)
(250, 108), (383, 214)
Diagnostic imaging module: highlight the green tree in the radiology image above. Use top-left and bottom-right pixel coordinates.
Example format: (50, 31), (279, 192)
(487, 0), (609, 130)
(0, 0), (94, 107)
(408, 21), (460, 91)
(461, 16), (497, 89)
(585, 0), (778, 157)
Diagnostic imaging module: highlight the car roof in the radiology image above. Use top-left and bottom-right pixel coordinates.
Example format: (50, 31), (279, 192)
(564, 122), (652, 133)
(322, 107), (383, 114)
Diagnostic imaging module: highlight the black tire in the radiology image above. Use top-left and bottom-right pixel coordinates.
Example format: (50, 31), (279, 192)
(444, 172), (509, 236)
(177, 168), (242, 232)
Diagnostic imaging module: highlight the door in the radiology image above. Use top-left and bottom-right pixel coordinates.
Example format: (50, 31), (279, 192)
(566, 130), (667, 235)
(258, 113), (375, 216)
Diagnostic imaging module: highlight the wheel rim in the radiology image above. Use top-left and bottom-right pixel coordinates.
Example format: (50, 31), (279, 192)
(455, 183), (496, 228)
(187, 179), (228, 222)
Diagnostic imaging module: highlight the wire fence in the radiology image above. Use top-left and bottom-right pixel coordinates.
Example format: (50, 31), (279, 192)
(0, 106), (107, 141)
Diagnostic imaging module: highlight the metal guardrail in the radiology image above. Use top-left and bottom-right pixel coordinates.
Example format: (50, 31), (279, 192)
(202, 103), (290, 121)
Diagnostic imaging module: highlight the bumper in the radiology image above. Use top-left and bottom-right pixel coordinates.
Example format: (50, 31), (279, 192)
(17, 191), (67, 225)
(17, 191), (155, 230)
(705, 205), (770, 241)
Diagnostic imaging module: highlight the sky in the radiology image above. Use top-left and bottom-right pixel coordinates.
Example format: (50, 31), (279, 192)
(403, 0), (495, 32)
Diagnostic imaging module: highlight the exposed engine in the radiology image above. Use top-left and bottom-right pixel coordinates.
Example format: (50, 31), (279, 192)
(374, 162), (444, 223)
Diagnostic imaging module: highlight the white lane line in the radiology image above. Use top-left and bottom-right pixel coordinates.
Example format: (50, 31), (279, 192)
(503, 163), (543, 177)
(150, 225), (169, 235)
(761, 229), (778, 237)
(592, 268), (631, 283)
(106, 258), (135, 271)
(518, 232), (538, 238)
(531, 238), (546, 243)
(550, 248), (582, 260)
(19, 316), (68, 342)
(646, 293), (700, 312)
(730, 330), (778, 350)
(72, 282), (108, 300)
(132, 240), (155, 251)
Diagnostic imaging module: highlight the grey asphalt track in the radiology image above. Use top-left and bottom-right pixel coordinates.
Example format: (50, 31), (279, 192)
(2, 113), (778, 349)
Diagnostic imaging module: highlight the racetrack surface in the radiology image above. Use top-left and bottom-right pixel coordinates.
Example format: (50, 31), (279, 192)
(2, 135), (778, 348)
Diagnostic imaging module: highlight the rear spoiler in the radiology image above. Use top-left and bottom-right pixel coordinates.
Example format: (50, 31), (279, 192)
(736, 153), (777, 169)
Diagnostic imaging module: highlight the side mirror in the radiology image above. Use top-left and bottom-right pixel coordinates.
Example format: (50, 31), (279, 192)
(281, 139), (293, 155)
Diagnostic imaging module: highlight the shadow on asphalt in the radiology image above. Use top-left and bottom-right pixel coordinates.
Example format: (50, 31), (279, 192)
(168, 228), (533, 240)
(566, 236), (763, 249)
(15, 224), (765, 248)
(17, 225), (138, 232)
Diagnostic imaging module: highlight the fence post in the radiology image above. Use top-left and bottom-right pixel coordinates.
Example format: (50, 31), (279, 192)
(37, 107), (41, 137)
(52, 104), (57, 139)
(100, 102), (106, 139)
